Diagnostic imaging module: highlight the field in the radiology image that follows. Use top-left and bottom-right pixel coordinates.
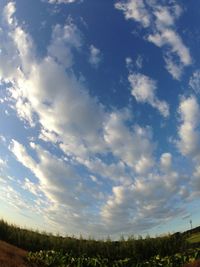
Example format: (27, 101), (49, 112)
(0, 219), (200, 266)
(0, 242), (199, 267)
(26, 248), (200, 266)
(188, 233), (200, 244)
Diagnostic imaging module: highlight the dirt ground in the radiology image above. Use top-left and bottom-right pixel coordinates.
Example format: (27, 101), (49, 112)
(0, 240), (34, 267)
(184, 260), (200, 267)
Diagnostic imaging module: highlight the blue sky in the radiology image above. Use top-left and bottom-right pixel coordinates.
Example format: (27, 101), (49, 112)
(0, 0), (200, 239)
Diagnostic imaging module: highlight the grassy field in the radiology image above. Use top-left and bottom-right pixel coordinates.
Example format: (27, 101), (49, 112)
(188, 233), (200, 244)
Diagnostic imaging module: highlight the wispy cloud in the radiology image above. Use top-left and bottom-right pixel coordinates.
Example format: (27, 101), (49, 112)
(189, 70), (200, 94)
(115, 0), (192, 79)
(47, 0), (80, 4)
(89, 45), (102, 68)
(128, 72), (169, 117)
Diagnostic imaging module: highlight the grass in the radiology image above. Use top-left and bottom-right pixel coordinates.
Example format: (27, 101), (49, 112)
(188, 233), (200, 244)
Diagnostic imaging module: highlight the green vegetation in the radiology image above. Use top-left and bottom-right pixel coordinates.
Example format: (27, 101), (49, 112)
(187, 233), (200, 244)
(27, 248), (200, 267)
(0, 220), (189, 260)
(0, 219), (200, 266)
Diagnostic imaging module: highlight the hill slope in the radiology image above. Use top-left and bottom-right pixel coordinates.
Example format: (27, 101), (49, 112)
(0, 240), (36, 267)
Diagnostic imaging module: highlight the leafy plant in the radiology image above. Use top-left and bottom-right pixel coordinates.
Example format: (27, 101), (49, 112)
(26, 248), (200, 267)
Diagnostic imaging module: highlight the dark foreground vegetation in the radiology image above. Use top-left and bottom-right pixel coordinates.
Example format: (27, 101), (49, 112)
(0, 219), (200, 266)
(26, 248), (200, 267)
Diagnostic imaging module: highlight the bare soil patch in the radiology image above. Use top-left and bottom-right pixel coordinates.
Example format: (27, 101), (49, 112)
(0, 240), (36, 267)
(183, 260), (200, 267)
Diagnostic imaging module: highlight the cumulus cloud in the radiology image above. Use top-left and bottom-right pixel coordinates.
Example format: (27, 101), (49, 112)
(10, 140), (81, 204)
(0, 1), (194, 237)
(115, 0), (192, 79)
(115, 0), (151, 28)
(177, 96), (200, 159)
(9, 139), (117, 237)
(177, 96), (200, 197)
(128, 73), (169, 117)
(79, 157), (131, 185)
(48, 23), (82, 68)
(10, 140), (103, 232)
(101, 169), (186, 235)
(2, 3), (105, 159)
(104, 111), (155, 174)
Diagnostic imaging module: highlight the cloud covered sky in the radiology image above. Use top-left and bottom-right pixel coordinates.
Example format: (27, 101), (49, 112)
(0, 0), (200, 239)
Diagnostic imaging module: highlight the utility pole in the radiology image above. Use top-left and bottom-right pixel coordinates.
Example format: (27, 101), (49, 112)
(190, 219), (193, 230)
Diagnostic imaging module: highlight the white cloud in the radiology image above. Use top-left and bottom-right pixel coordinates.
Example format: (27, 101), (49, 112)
(125, 57), (133, 70)
(189, 70), (200, 94)
(48, 23), (82, 68)
(126, 56), (143, 71)
(0, 158), (7, 171)
(10, 140), (99, 212)
(128, 73), (169, 117)
(135, 55), (143, 69)
(154, 6), (175, 27)
(148, 28), (191, 65)
(3, 1), (16, 26)
(2, 5), (106, 159)
(176, 96), (200, 198)
(164, 55), (183, 80)
(104, 111), (154, 174)
(9, 139), (109, 236)
(177, 96), (200, 159)
(101, 169), (185, 235)
(89, 45), (102, 68)
(0, 1), (196, 237)
(0, 185), (30, 211)
(23, 177), (41, 196)
(160, 153), (172, 171)
(115, 0), (192, 79)
(47, 0), (80, 4)
(10, 139), (37, 171)
(115, 0), (151, 28)
(79, 157), (131, 185)
(39, 128), (59, 143)
(0, 158), (7, 166)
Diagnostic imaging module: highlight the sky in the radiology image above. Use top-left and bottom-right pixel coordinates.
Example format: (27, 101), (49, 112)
(0, 0), (200, 239)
